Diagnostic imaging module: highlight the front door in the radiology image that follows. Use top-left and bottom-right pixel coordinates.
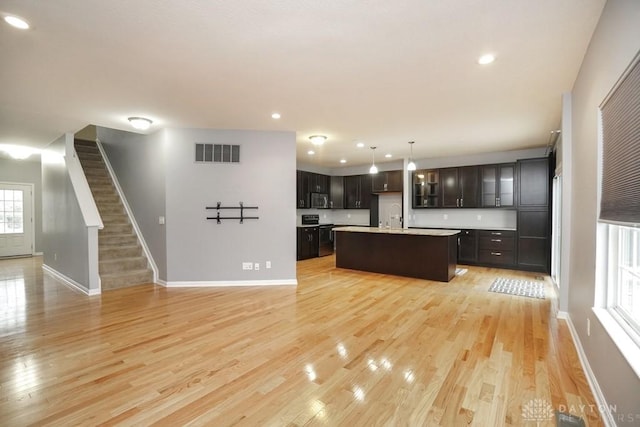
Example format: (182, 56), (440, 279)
(0, 183), (33, 258)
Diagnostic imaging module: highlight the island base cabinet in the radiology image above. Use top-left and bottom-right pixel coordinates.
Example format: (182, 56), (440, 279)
(335, 231), (457, 282)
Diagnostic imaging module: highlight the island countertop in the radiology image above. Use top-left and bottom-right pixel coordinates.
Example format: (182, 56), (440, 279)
(333, 226), (460, 237)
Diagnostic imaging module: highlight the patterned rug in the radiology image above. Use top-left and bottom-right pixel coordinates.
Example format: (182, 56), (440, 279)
(488, 277), (545, 299)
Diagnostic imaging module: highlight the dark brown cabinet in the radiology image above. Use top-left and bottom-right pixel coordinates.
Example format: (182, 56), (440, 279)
(458, 229), (477, 264)
(344, 174), (372, 209)
(297, 226), (319, 260)
(441, 166), (479, 208)
(296, 170), (311, 208)
(516, 157), (551, 272)
(477, 230), (516, 267)
(310, 173), (330, 194)
(372, 170), (403, 193)
(481, 163), (515, 208)
(330, 176), (344, 209)
(517, 158), (549, 207)
(412, 169), (440, 208)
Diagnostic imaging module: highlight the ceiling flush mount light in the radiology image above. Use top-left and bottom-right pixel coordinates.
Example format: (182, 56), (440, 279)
(407, 141), (417, 171)
(369, 147), (378, 174)
(128, 117), (152, 130)
(271, 112), (281, 119)
(4, 15), (30, 30)
(356, 142), (365, 148)
(478, 54), (495, 65)
(307, 150), (315, 155)
(309, 135), (327, 146)
(0, 144), (39, 160)
(385, 153), (392, 158)
(340, 159), (347, 164)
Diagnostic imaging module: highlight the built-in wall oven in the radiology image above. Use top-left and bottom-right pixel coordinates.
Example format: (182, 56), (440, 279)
(301, 214), (334, 257)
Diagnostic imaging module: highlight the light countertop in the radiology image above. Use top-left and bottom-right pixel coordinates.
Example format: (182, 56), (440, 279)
(333, 226), (460, 236)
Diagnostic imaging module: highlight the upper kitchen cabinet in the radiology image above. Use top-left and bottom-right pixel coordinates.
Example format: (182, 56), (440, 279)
(310, 173), (330, 194)
(440, 166), (479, 208)
(413, 169), (440, 208)
(344, 174), (372, 209)
(296, 170), (311, 208)
(481, 163), (515, 208)
(372, 170), (403, 193)
(517, 158), (549, 207)
(330, 176), (344, 209)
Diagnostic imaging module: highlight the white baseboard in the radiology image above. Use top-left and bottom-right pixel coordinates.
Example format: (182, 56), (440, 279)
(33, 252), (43, 256)
(561, 313), (616, 427)
(156, 279), (167, 287)
(42, 264), (101, 296)
(165, 279), (298, 287)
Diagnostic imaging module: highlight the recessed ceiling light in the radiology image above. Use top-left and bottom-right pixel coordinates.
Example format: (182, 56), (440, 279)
(271, 113), (281, 119)
(4, 15), (29, 30)
(128, 117), (153, 130)
(356, 142), (365, 148)
(309, 135), (327, 145)
(307, 150), (315, 155)
(385, 153), (392, 158)
(340, 159), (347, 164)
(478, 54), (495, 65)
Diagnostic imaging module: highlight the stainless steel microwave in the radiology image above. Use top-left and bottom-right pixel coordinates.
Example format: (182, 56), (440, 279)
(310, 192), (329, 209)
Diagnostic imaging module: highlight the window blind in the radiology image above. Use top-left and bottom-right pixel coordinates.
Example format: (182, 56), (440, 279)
(600, 53), (640, 225)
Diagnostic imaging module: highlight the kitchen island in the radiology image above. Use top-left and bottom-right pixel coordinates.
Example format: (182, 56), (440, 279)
(333, 226), (460, 282)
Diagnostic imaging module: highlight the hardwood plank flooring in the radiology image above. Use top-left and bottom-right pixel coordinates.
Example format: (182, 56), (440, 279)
(0, 256), (603, 426)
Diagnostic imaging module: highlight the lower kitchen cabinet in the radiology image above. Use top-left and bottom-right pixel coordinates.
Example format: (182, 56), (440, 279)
(297, 227), (319, 260)
(517, 209), (550, 272)
(477, 230), (516, 267)
(457, 229), (477, 264)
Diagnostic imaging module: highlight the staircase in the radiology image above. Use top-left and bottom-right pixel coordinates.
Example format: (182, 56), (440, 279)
(74, 140), (154, 290)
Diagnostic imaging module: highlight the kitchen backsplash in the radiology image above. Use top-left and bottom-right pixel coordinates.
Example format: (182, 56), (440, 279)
(296, 209), (370, 226)
(410, 208), (517, 230)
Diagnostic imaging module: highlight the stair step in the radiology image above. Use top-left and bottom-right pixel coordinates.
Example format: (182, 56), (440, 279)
(101, 269), (154, 290)
(86, 175), (112, 184)
(101, 223), (134, 235)
(75, 143), (99, 151)
(98, 205), (125, 216)
(84, 169), (110, 178)
(101, 214), (128, 224)
(99, 233), (138, 246)
(94, 194), (120, 203)
(99, 257), (148, 274)
(91, 187), (118, 197)
(80, 159), (105, 169)
(100, 245), (143, 259)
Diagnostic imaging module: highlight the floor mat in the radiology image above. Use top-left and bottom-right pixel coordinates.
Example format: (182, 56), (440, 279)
(488, 277), (545, 299)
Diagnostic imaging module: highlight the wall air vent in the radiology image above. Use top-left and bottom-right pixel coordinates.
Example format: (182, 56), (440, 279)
(195, 144), (240, 163)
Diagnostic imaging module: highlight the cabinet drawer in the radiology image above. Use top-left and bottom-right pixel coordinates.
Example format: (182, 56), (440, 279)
(478, 249), (515, 265)
(478, 236), (515, 251)
(478, 230), (515, 239)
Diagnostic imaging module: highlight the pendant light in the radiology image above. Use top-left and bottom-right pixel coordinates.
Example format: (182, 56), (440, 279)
(407, 141), (416, 171)
(369, 146), (378, 174)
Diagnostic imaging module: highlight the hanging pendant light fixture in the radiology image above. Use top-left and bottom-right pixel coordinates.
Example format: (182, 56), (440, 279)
(369, 146), (378, 174)
(407, 141), (416, 171)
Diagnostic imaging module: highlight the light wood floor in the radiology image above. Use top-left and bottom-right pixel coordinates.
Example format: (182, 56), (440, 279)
(0, 256), (602, 426)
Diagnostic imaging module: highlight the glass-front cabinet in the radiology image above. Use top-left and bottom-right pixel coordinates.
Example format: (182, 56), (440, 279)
(412, 169), (440, 208)
(481, 163), (515, 208)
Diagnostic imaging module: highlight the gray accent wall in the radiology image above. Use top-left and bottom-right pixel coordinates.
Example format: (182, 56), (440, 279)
(97, 127), (168, 280)
(0, 156), (43, 253)
(567, 0), (640, 418)
(164, 128), (296, 282)
(41, 134), (91, 289)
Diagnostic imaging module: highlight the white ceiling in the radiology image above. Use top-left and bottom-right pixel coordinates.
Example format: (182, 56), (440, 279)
(0, 0), (605, 167)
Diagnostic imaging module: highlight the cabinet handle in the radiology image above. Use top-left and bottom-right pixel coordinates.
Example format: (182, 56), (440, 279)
(497, 197), (501, 207)
(460, 198), (463, 207)
(491, 252), (502, 256)
(491, 232), (502, 236)
(384, 183), (388, 190)
(491, 239), (502, 242)
(456, 198), (459, 207)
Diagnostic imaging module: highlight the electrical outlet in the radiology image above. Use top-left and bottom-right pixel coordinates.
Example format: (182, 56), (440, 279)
(587, 318), (591, 336)
(159, 216), (165, 225)
(242, 262), (253, 270)
(266, 261), (271, 269)
(254, 263), (260, 271)
(347, 214), (351, 218)
(54, 253), (57, 261)
(477, 215), (482, 221)
(443, 214), (448, 220)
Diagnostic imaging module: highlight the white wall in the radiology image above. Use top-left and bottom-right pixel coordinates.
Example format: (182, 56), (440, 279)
(567, 0), (640, 418)
(164, 128), (296, 283)
(0, 156), (43, 253)
(98, 127), (168, 280)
